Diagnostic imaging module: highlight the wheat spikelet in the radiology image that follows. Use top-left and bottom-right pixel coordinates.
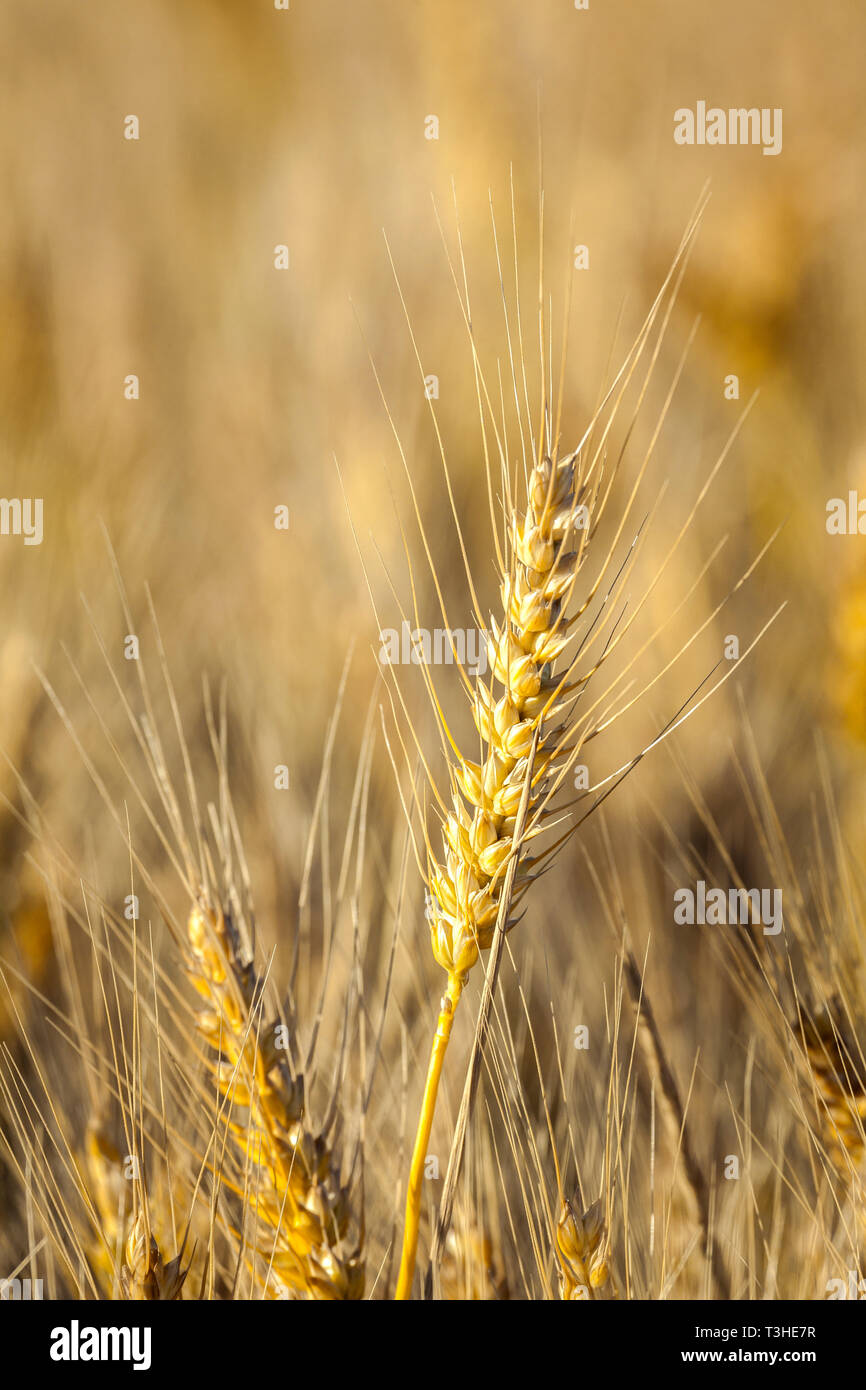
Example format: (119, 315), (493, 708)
(800, 1001), (866, 1180)
(186, 900), (364, 1300)
(555, 1197), (612, 1301)
(121, 1209), (188, 1301)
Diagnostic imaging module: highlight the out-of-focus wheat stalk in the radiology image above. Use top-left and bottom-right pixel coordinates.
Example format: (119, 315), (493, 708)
(623, 947), (732, 1299)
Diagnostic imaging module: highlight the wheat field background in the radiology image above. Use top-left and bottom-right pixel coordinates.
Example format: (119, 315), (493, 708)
(1, 0), (865, 1304)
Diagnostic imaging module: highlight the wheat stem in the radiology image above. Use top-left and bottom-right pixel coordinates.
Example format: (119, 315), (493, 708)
(395, 970), (464, 1299)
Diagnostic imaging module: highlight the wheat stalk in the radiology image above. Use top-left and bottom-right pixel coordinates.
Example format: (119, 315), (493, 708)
(395, 446), (587, 1297)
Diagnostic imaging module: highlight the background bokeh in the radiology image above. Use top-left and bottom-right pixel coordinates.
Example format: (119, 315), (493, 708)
(1, 0), (865, 1297)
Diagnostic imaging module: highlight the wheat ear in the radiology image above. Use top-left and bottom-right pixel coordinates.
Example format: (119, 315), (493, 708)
(187, 899), (364, 1299)
(395, 449), (582, 1297)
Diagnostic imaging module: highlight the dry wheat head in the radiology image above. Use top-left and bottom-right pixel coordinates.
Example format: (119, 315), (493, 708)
(187, 901), (364, 1300)
(428, 450), (583, 982)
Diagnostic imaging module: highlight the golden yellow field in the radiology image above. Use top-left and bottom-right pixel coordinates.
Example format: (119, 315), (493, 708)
(1, 0), (865, 1308)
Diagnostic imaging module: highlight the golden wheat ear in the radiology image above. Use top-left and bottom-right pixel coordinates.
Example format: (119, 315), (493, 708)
(393, 443), (586, 1297)
(185, 897), (365, 1300)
